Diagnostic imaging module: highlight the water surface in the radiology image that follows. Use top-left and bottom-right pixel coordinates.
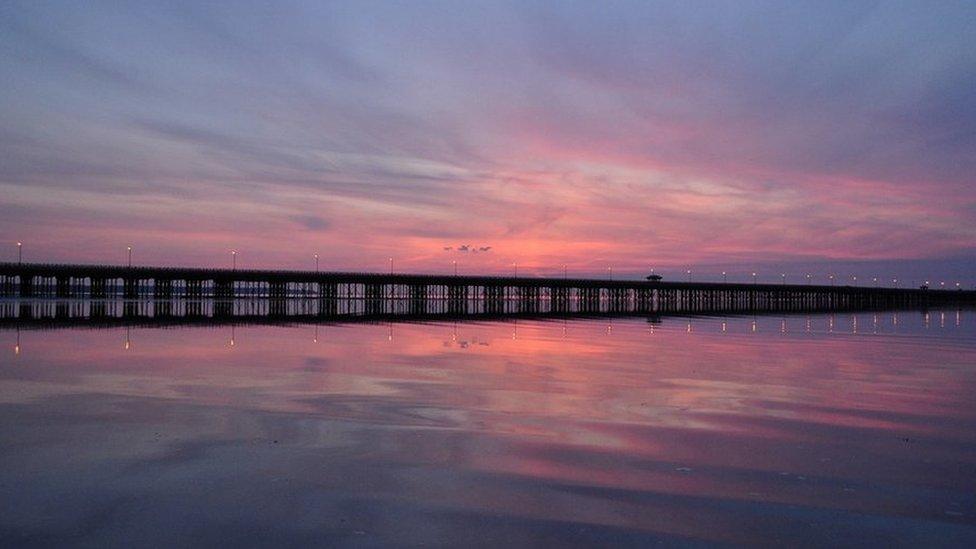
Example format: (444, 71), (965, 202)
(1, 311), (975, 546)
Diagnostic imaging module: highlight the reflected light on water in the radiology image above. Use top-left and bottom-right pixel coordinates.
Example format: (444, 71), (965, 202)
(0, 311), (974, 546)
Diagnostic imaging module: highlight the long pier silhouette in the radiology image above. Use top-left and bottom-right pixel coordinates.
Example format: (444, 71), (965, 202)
(1, 262), (973, 327)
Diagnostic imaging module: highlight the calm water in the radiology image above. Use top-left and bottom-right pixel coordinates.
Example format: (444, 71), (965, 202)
(1, 310), (975, 547)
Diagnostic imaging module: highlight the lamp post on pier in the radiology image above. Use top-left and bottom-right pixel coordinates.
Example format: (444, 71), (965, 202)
(232, 250), (237, 271)
(314, 254), (319, 273)
(127, 246), (132, 268)
(16, 242), (22, 265)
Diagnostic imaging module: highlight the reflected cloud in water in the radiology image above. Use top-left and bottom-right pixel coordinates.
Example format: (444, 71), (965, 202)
(1, 312), (975, 546)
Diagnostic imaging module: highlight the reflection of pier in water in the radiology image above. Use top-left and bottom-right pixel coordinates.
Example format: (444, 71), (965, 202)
(4, 304), (966, 358)
(0, 296), (971, 330)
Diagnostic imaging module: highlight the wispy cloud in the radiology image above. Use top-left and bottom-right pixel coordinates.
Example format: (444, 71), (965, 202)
(0, 1), (973, 280)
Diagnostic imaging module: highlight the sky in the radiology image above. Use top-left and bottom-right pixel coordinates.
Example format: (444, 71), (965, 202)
(1, 1), (974, 284)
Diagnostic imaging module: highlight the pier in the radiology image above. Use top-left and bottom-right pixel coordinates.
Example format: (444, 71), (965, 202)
(1, 262), (972, 318)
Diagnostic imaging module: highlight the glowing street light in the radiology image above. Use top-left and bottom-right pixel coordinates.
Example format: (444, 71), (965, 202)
(722, 271), (727, 283)
(314, 253), (319, 273)
(609, 266), (613, 281)
(752, 272), (757, 284)
(127, 246), (132, 268)
(829, 274), (835, 286)
(806, 273), (812, 285)
(893, 278), (898, 288)
(16, 242), (22, 265)
(231, 250), (237, 270)
(389, 257), (393, 275)
(781, 273), (786, 285)
(687, 269), (692, 282)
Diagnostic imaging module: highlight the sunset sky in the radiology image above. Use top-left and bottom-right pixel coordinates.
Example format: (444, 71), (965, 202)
(1, 1), (974, 284)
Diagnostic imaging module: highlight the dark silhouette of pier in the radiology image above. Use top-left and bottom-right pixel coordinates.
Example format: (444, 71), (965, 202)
(1, 262), (972, 321)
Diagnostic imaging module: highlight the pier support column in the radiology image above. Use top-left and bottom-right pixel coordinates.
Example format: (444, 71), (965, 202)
(56, 276), (71, 298)
(550, 287), (569, 312)
(317, 297), (338, 317)
(484, 286), (505, 313)
(185, 280), (203, 298)
(90, 301), (108, 318)
(635, 289), (653, 312)
(447, 285), (468, 301)
(579, 288), (600, 312)
(214, 280), (235, 299)
(214, 300), (234, 317)
(363, 283), (385, 315)
(318, 282), (338, 299)
(186, 300), (204, 317)
(154, 279), (173, 299)
(269, 296), (288, 316)
(123, 278), (139, 299)
(409, 285), (428, 314)
(516, 286), (540, 312)
(447, 285), (468, 314)
(364, 284), (384, 299)
(269, 281), (287, 298)
(123, 301), (148, 318)
(19, 276), (34, 297)
(609, 288), (628, 312)
(90, 278), (107, 298)
(155, 299), (173, 318)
